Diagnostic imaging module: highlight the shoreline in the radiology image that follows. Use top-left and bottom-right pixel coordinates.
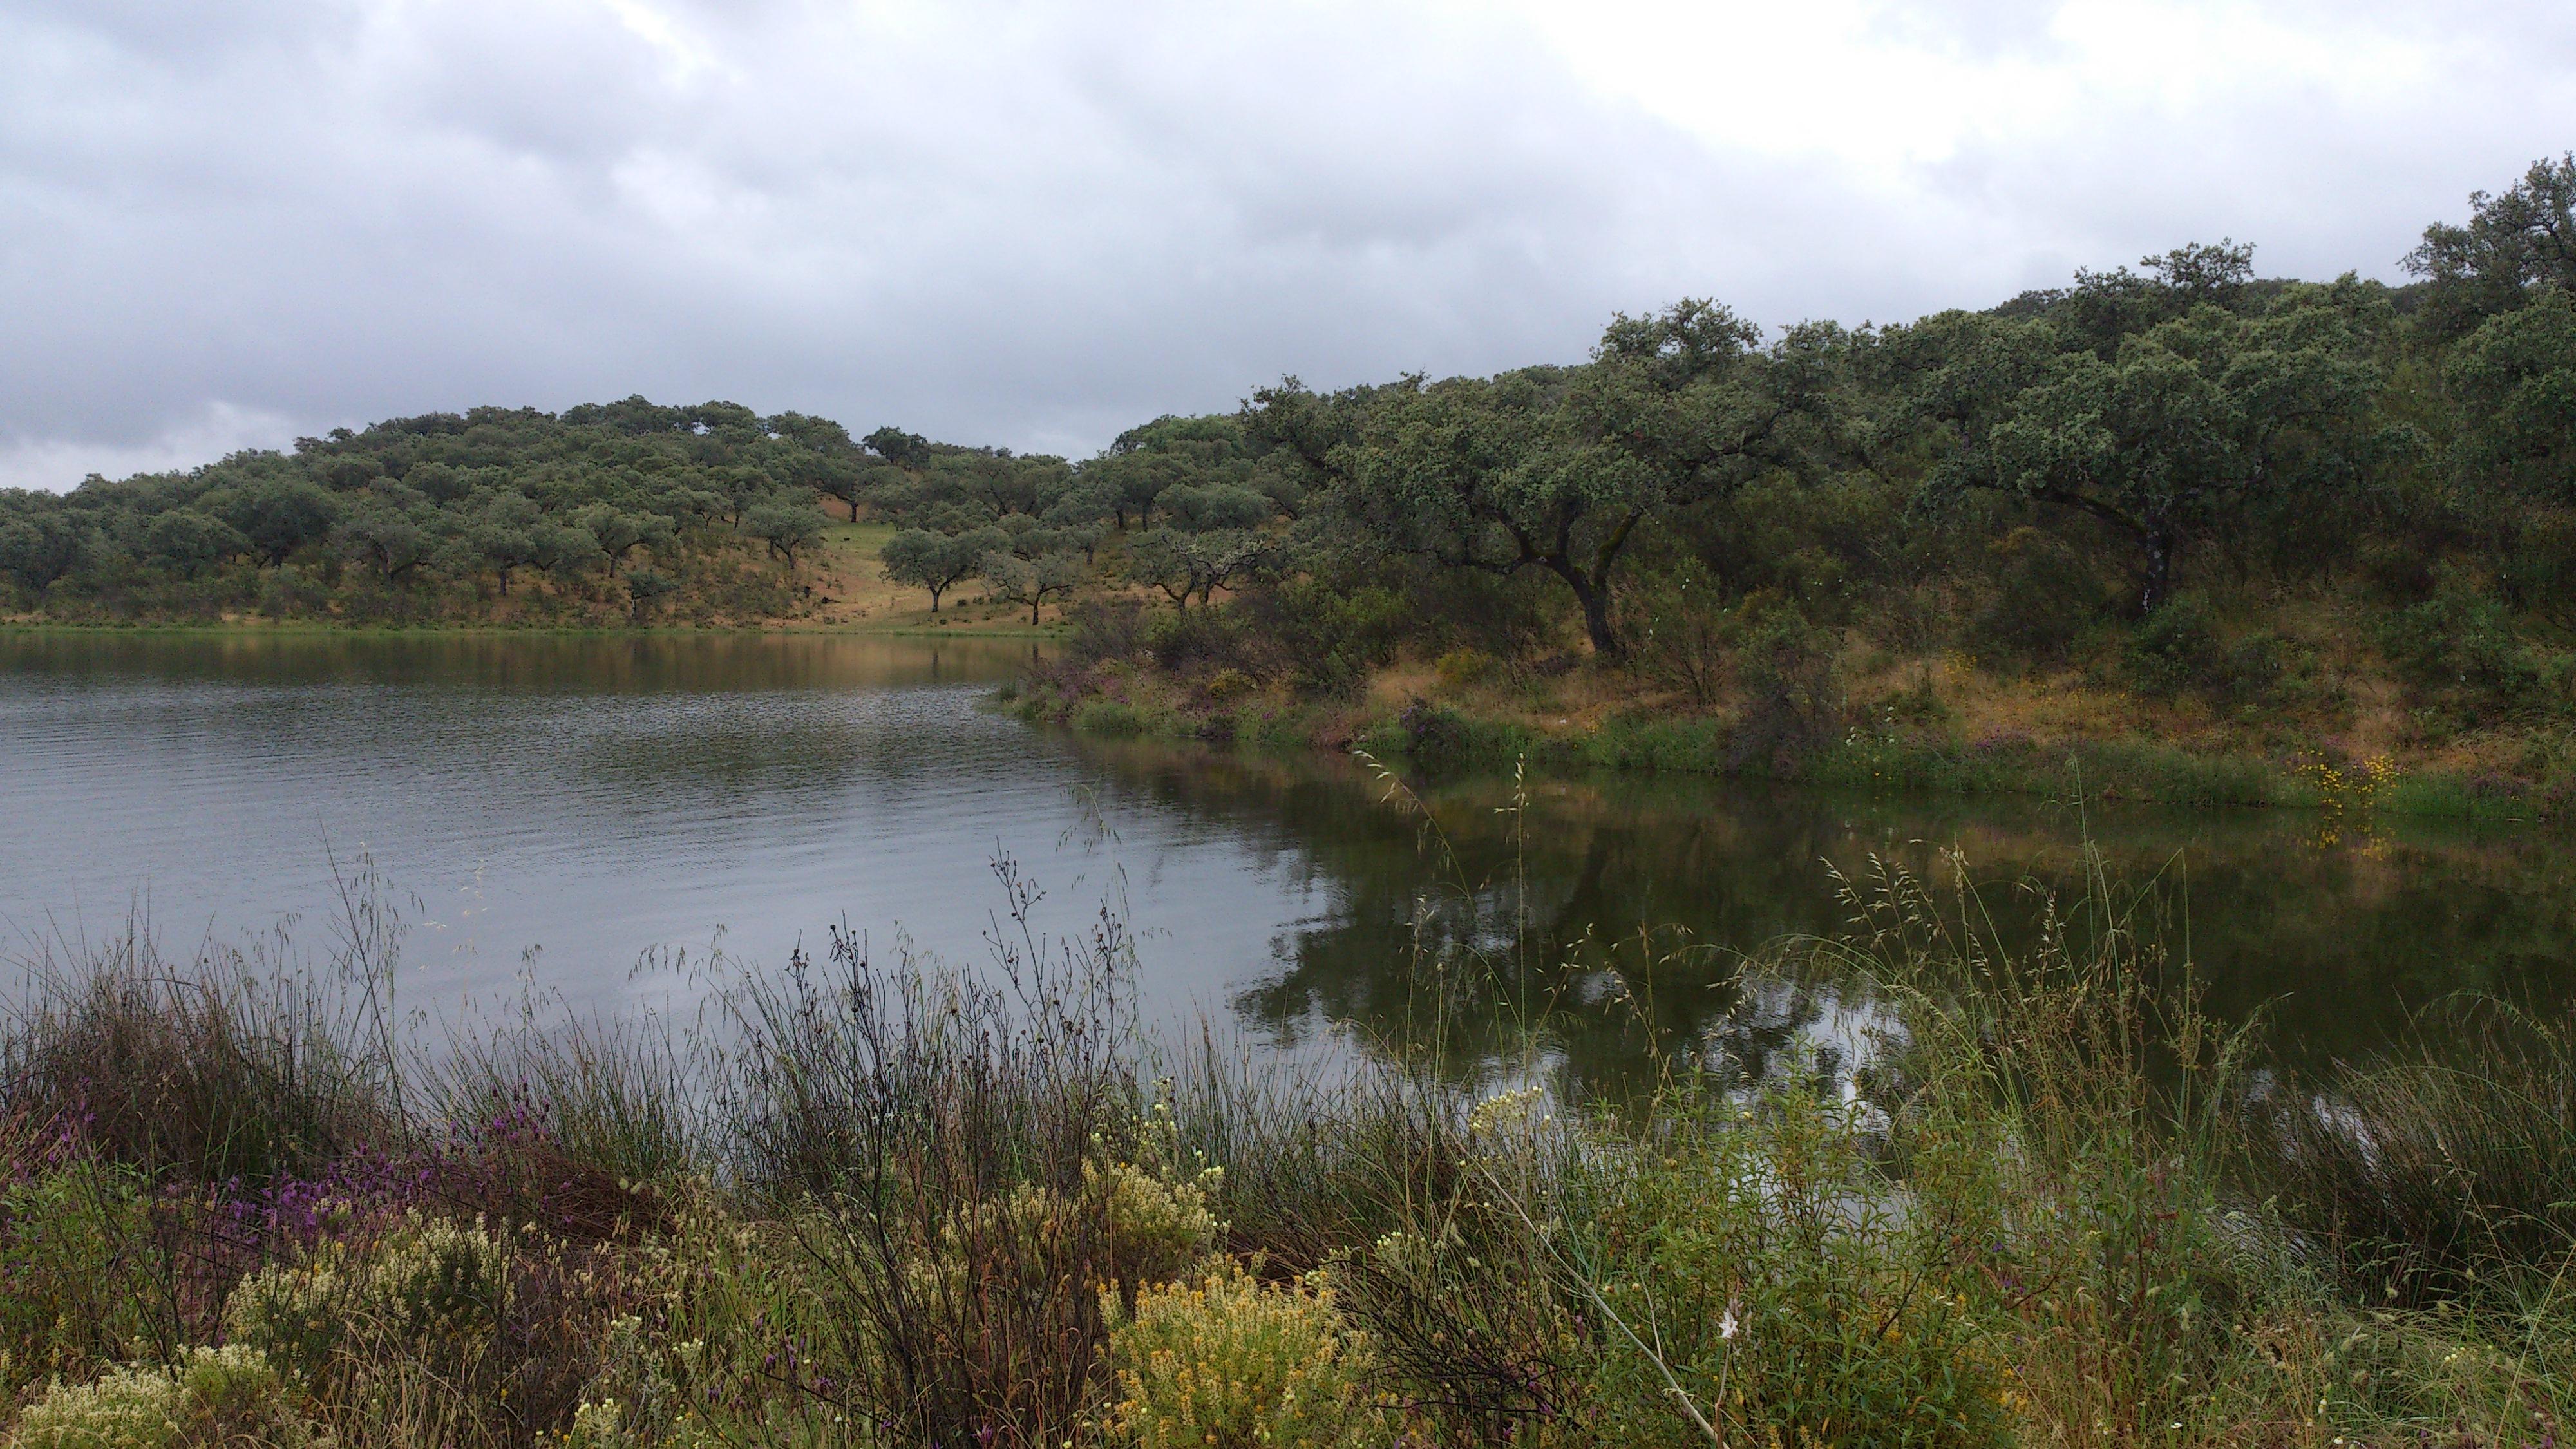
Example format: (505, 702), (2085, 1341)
(1012, 674), (2552, 825)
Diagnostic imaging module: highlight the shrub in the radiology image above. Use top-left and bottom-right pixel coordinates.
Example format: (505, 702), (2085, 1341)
(564, 1314), (688, 1449)
(1968, 525), (2109, 665)
(0, 1160), (162, 1392)
(1620, 564), (1728, 704)
(1331, 1090), (1582, 1444)
(1104, 1264), (1389, 1449)
(712, 926), (1154, 1446)
(1093, 1157), (1224, 1294)
(7, 1364), (184, 1449)
(1069, 597), (1150, 665)
(224, 1211), (508, 1383)
(1828, 854), (2265, 1444)
(2121, 595), (2282, 703)
(2499, 506), (2576, 623)
(2380, 576), (2550, 722)
(9, 1347), (311, 1449)
(1432, 649), (1497, 693)
(2248, 999), (2576, 1310)
(1723, 595), (1842, 773)
(1203, 667), (1258, 704)
(1146, 605), (1256, 675)
(1072, 697), (1154, 737)
(1395, 699), (1470, 768)
(171, 1344), (286, 1422)
(0, 930), (395, 1186)
(1236, 582), (1404, 699)
(1563, 1087), (2007, 1449)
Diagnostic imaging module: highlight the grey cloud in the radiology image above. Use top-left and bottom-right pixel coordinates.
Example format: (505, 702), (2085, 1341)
(1, 0), (2570, 489)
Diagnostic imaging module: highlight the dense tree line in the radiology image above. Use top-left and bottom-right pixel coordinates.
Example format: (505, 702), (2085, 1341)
(0, 399), (849, 622)
(1002, 156), (2576, 759)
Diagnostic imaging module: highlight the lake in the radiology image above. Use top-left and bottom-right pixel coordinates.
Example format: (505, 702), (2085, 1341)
(6, 630), (2571, 1087)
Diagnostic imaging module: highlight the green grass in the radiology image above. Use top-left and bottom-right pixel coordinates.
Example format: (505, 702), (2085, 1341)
(9, 852), (2576, 1446)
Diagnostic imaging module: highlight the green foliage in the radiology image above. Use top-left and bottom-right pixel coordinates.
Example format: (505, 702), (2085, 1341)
(6, 1363), (184, 1449)
(7, 1347), (310, 1449)
(1103, 1265), (1388, 1449)
(14, 855), (2576, 1443)
(2248, 997), (2576, 1311)
(980, 547), (1087, 625)
(0, 933), (395, 1186)
(741, 500), (823, 565)
(2448, 288), (2576, 500)
(2120, 596), (2284, 703)
(2378, 573), (2552, 722)
(1721, 594), (1843, 773)
(878, 525), (1000, 611)
(1070, 697), (1154, 737)
(0, 399), (852, 622)
(1238, 581), (1403, 697)
(1926, 269), (2383, 612)
(1569, 1089), (2009, 1449)
(0, 1161), (162, 1390)
(2407, 152), (2576, 340)
(1967, 524), (2110, 664)
(1282, 298), (1799, 657)
(225, 1212), (509, 1384)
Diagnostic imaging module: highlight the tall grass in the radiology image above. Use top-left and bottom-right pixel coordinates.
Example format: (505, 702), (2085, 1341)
(0, 922), (399, 1187)
(5, 842), (2576, 1445)
(2248, 996), (2576, 1306)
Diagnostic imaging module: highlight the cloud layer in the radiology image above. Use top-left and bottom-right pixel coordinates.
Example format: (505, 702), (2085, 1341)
(5, 0), (2571, 488)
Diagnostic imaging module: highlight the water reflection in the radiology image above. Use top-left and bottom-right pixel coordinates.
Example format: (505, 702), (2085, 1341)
(3, 631), (2571, 1092)
(1061, 739), (2576, 1087)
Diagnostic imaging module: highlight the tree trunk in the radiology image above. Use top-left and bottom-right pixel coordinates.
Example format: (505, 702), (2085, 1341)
(1561, 569), (1622, 659)
(1029, 597), (1041, 626)
(928, 584), (943, 612)
(2140, 527), (2175, 613)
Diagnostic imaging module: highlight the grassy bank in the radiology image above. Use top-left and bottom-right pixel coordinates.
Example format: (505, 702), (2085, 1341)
(1016, 677), (2548, 823)
(2, 854), (2573, 1447)
(1009, 606), (2560, 822)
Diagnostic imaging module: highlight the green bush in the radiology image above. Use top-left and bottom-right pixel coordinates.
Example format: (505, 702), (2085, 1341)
(1569, 1089), (2008, 1449)
(1432, 649), (1497, 692)
(2380, 576), (2550, 722)
(1144, 605), (1256, 675)
(564, 1314), (690, 1449)
(224, 1211), (508, 1383)
(1068, 597), (1150, 664)
(0, 1162), (162, 1391)
(6, 1364), (184, 1449)
(1104, 1264), (1388, 1449)
(1236, 582), (1403, 699)
(1967, 525), (2111, 666)
(1071, 697), (1154, 737)
(2121, 596), (2282, 703)
(1723, 594), (1843, 774)
(8, 1347), (311, 1449)
(1620, 564), (1728, 704)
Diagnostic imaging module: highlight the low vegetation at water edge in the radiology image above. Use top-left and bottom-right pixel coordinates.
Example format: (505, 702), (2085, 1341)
(3, 848), (2576, 1447)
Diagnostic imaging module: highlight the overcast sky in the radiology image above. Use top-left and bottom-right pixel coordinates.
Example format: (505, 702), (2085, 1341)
(3, 0), (2570, 489)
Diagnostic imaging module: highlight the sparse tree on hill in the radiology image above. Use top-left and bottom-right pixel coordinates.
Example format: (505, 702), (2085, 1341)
(981, 548), (1086, 625)
(880, 526), (1001, 611)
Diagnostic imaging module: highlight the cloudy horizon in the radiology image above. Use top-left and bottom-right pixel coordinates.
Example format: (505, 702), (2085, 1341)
(4, 0), (2570, 490)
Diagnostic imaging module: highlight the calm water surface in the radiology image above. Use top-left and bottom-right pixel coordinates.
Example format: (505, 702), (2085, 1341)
(6, 632), (2572, 1083)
